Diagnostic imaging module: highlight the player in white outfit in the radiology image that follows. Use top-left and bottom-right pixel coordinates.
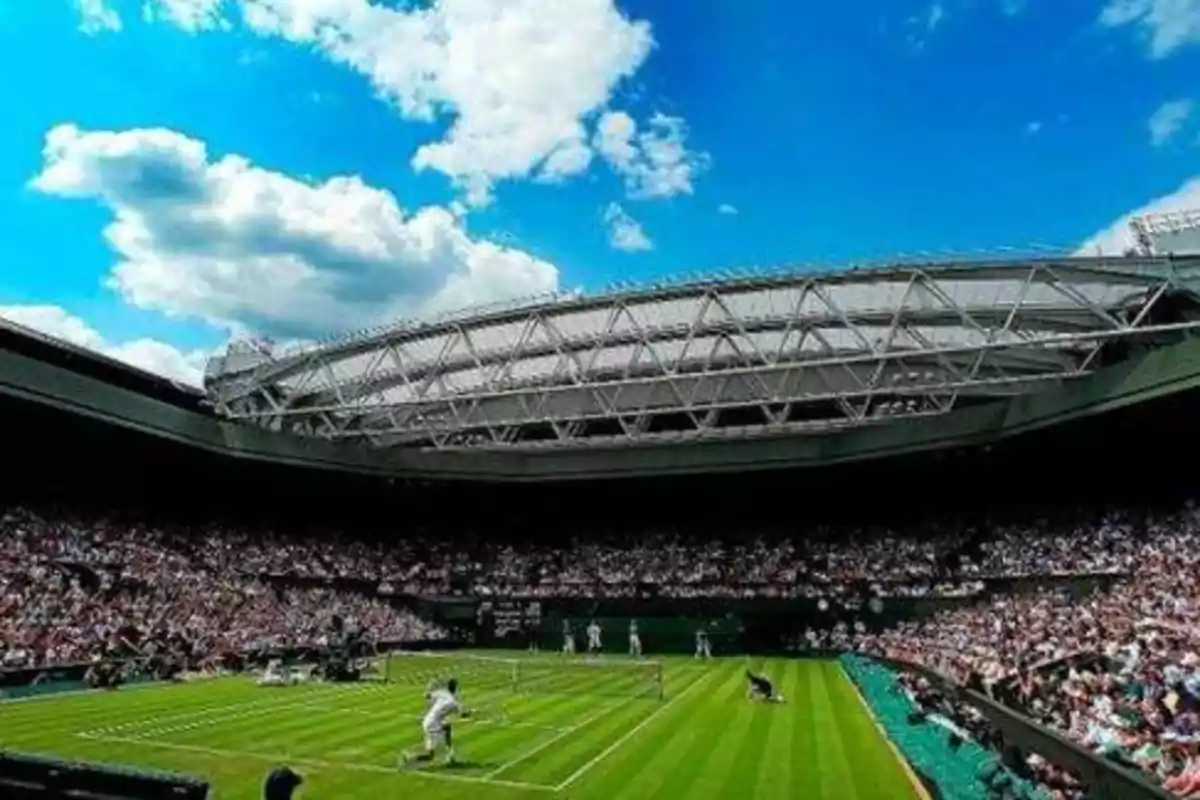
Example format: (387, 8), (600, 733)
(695, 628), (712, 659)
(562, 619), (575, 654)
(586, 620), (602, 654)
(257, 658), (299, 687)
(401, 679), (469, 767)
(628, 620), (642, 657)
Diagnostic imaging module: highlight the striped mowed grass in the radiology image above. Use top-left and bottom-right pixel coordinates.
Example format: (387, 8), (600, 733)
(0, 655), (921, 799)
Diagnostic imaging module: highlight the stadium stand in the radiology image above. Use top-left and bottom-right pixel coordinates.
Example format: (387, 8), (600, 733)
(852, 521), (1200, 796)
(7, 258), (1200, 798)
(0, 505), (445, 673)
(841, 654), (1052, 800)
(3, 494), (1200, 795)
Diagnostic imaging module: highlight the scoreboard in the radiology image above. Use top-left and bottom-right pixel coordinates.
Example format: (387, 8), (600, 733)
(479, 600), (542, 639)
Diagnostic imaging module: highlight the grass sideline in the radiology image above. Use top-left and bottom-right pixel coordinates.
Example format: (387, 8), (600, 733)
(0, 655), (920, 799)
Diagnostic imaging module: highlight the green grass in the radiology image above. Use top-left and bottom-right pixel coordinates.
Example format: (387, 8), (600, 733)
(0, 655), (920, 799)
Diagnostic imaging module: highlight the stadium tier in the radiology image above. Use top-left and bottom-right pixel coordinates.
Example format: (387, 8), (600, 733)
(5, 256), (1200, 799)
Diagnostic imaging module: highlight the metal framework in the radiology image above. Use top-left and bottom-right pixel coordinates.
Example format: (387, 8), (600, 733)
(203, 255), (1200, 451)
(1130, 208), (1200, 257)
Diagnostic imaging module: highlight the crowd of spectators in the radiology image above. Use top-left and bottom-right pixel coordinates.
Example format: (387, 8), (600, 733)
(851, 503), (1200, 796)
(893, 669), (1087, 800)
(0, 508), (445, 672)
(2, 506), (1146, 602)
(0, 503), (1173, 673)
(6, 498), (1200, 793)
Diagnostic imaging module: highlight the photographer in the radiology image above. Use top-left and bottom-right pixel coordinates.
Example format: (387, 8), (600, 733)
(83, 661), (122, 690)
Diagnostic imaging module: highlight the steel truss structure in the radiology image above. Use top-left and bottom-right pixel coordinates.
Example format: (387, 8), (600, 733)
(204, 256), (1200, 451)
(1131, 209), (1200, 256)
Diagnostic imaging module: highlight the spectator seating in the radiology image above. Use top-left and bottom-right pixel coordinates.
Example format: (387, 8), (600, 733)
(841, 654), (1048, 800)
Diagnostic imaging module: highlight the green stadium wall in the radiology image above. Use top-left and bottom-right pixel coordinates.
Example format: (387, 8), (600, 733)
(426, 575), (1122, 654)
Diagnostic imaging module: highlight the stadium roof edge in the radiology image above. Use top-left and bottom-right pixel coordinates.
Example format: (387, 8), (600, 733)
(0, 317), (205, 412)
(248, 254), (1200, 375)
(204, 253), (1200, 452)
(7, 330), (1200, 481)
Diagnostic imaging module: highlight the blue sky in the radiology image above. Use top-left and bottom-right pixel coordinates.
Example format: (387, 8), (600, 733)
(0, 0), (1198, 383)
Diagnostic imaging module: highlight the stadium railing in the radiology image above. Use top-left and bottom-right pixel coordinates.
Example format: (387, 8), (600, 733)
(0, 657), (158, 700)
(841, 653), (1043, 800)
(870, 656), (1176, 800)
(0, 638), (446, 700)
(0, 751), (209, 800)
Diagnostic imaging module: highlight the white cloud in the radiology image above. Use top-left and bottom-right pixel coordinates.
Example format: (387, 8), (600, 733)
(536, 140), (594, 185)
(1100, 0), (1200, 58)
(926, 2), (946, 31)
(904, 2), (947, 51)
(602, 203), (652, 252)
(1148, 98), (1194, 146)
(594, 111), (708, 200)
(1025, 120), (1043, 135)
(31, 123), (559, 339)
(718, 203), (738, 215)
(230, 0), (657, 205)
(1000, 0), (1027, 16)
(1075, 176), (1200, 255)
(76, 0), (122, 34)
(0, 305), (209, 386)
(143, 0), (230, 31)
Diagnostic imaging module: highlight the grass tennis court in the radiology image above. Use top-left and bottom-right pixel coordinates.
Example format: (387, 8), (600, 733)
(0, 655), (922, 799)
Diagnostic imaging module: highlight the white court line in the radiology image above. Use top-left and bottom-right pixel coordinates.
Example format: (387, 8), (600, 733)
(1, 673), (387, 707)
(77, 690), (371, 738)
(76, 733), (555, 793)
(81, 699), (311, 738)
(292, 703), (570, 733)
(484, 699), (628, 779)
(553, 670), (714, 792)
(836, 665), (932, 800)
(77, 688), (507, 740)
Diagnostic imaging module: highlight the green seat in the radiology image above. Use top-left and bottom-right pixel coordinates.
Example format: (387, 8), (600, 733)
(838, 654), (1049, 800)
